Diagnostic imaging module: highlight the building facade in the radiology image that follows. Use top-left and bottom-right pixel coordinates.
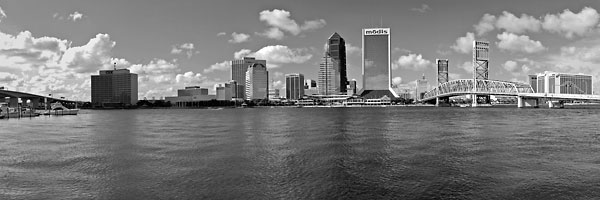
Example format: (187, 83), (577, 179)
(360, 28), (398, 99)
(415, 74), (429, 101)
(326, 32), (347, 94)
(348, 79), (357, 95)
(304, 79), (318, 95)
(528, 75), (538, 93)
(286, 73), (305, 100)
(178, 86), (208, 97)
(91, 68), (138, 107)
(231, 57), (266, 99)
(318, 55), (337, 95)
(245, 63), (269, 100)
(532, 71), (593, 94)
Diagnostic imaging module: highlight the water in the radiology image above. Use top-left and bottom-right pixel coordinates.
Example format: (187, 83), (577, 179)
(1, 107), (600, 199)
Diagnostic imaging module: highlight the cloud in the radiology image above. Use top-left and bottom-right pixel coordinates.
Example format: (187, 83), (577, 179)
(234, 45), (312, 68)
(474, 14), (497, 36)
(392, 53), (432, 70)
(451, 32), (475, 54)
(59, 33), (116, 73)
(256, 27), (285, 40)
(502, 60), (518, 72)
(0, 72), (17, 82)
(496, 11), (541, 34)
(203, 61), (230, 73)
(170, 43), (197, 58)
(346, 43), (361, 55)
(392, 77), (403, 86)
(228, 32), (250, 43)
(175, 71), (203, 84)
(502, 60), (532, 77)
(68, 11), (84, 22)
(216, 32), (227, 36)
(542, 7), (600, 38)
(459, 61), (472, 73)
(258, 9), (326, 38)
(496, 32), (546, 53)
(410, 4), (431, 13)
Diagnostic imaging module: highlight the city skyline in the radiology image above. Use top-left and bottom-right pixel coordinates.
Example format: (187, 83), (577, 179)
(1, 0), (600, 101)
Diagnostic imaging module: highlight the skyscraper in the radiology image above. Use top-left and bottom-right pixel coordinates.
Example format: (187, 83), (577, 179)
(91, 68), (138, 107)
(285, 73), (305, 100)
(245, 63), (269, 100)
(326, 32), (347, 94)
(232, 57), (266, 99)
(318, 55), (336, 95)
(360, 28), (398, 99)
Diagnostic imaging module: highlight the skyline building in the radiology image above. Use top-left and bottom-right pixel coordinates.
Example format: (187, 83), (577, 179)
(532, 71), (593, 94)
(91, 68), (138, 108)
(348, 79), (357, 95)
(415, 74), (429, 101)
(326, 32), (347, 94)
(232, 57), (266, 99)
(178, 86), (208, 97)
(318, 55), (337, 95)
(245, 63), (269, 100)
(286, 73), (305, 100)
(529, 75), (538, 93)
(360, 28), (398, 99)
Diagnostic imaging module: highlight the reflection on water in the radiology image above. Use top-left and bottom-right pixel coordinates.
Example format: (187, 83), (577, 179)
(1, 107), (600, 199)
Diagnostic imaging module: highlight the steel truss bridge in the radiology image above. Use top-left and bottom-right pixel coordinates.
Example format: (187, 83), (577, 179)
(421, 79), (600, 107)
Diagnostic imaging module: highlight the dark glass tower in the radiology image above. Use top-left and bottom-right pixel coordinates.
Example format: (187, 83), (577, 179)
(326, 32), (347, 94)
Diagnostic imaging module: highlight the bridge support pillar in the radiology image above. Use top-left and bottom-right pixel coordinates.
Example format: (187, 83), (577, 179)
(471, 94), (478, 107)
(9, 97), (19, 107)
(548, 100), (564, 109)
(31, 98), (40, 109)
(517, 97), (539, 108)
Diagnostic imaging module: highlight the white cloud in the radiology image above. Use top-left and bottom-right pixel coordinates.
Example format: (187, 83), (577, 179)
(68, 11), (84, 22)
(0, 72), (17, 82)
(502, 60), (532, 77)
(451, 32), (475, 54)
(228, 32), (250, 43)
(235, 45), (312, 68)
(474, 14), (496, 36)
(496, 11), (541, 34)
(258, 9), (326, 38)
(216, 32), (227, 36)
(170, 43), (197, 58)
(459, 61), (472, 73)
(542, 7), (600, 38)
(176, 71), (203, 84)
(392, 53), (432, 70)
(496, 32), (546, 53)
(410, 4), (431, 13)
(256, 27), (285, 40)
(203, 61), (230, 73)
(59, 33), (116, 73)
(346, 43), (361, 55)
(502, 60), (518, 72)
(392, 76), (403, 86)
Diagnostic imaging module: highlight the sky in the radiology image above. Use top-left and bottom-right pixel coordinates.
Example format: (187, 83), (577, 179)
(1, 0), (600, 100)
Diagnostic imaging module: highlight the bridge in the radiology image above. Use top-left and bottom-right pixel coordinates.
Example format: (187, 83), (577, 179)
(0, 89), (79, 109)
(420, 79), (600, 108)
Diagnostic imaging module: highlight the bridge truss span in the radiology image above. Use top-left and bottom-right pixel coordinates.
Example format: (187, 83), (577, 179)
(421, 79), (535, 101)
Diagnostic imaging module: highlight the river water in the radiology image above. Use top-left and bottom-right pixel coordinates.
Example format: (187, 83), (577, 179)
(1, 107), (600, 199)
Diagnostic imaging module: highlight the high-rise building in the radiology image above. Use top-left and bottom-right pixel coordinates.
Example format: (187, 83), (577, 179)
(437, 59), (449, 85)
(216, 82), (238, 101)
(326, 32), (347, 94)
(245, 63), (269, 100)
(360, 28), (398, 99)
(91, 68), (138, 107)
(318, 55), (337, 95)
(416, 74), (429, 100)
(285, 73), (305, 100)
(531, 71), (593, 95)
(232, 57), (266, 99)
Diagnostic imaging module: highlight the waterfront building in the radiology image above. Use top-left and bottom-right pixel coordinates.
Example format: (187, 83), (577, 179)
(178, 86), (208, 97)
(437, 59), (449, 85)
(286, 73), (305, 100)
(318, 55), (337, 95)
(415, 74), (429, 101)
(532, 71), (593, 94)
(231, 57), (266, 99)
(304, 79), (319, 96)
(245, 63), (269, 100)
(268, 88), (280, 99)
(216, 82), (238, 101)
(360, 28), (398, 99)
(91, 68), (138, 108)
(347, 79), (357, 95)
(529, 75), (538, 93)
(326, 32), (347, 94)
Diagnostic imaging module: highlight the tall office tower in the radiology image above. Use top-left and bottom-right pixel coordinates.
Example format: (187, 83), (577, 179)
(360, 28), (398, 99)
(285, 73), (305, 100)
(232, 57), (266, 99)
(318, 55), (337, 95)
(91, 68), (138, 107)
(326, 32), (347, 93)
(348, 79), (357, 95)
(437, 59), (449, 85)
(245, 63), (269, 100)
(416, 74), (429, 101)
(528, 75), (538, 93)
